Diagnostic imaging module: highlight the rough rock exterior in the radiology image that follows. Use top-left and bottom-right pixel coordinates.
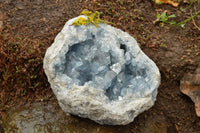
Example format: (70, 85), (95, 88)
(43, 15), (161, 125)
(180, 65), (200, 117)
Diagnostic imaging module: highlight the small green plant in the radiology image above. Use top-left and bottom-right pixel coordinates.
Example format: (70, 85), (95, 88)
(72, 10), (113, 27)
(155, 11), (176, 27)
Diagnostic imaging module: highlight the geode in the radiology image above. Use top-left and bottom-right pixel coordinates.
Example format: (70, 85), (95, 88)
(43, 15), (161, 125)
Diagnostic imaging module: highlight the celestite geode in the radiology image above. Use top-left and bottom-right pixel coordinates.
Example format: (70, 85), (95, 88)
(43, 15), (161, 125)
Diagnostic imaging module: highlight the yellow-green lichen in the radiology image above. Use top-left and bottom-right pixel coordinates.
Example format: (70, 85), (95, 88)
(72, 10), (113, 27)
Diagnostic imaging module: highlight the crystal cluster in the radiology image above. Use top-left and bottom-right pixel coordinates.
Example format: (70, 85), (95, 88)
(64, 36), (152, 101)
(43, 15), (161, 125)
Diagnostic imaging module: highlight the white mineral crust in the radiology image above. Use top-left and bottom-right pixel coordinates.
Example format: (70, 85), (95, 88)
(43, 15), (161, 125)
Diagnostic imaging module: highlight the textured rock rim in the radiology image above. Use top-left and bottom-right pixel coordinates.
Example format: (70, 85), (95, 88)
(43, 15), (161, 125)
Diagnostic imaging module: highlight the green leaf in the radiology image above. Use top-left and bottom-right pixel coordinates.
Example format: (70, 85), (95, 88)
(35, 83), (39, 88)
(168, 14), (176, 18)
(161, 12), (167, 22)
(168, 21), (177, 25)
(161, 12), (166, 17)
(156, 13), (160, 18)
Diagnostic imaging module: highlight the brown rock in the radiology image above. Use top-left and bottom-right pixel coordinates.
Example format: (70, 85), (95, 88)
(180, 65), (200, 117)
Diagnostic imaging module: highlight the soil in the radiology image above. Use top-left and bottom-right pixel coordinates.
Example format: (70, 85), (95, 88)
(0, 0), (200, 133)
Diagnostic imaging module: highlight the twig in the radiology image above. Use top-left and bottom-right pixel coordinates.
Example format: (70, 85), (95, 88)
(181, 0), (195, 11)
(172, 10), (200, 27)
(191, 12), (200, 31)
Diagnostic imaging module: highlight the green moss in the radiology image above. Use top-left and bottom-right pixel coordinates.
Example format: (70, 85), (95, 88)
(72, 10), (113, 27)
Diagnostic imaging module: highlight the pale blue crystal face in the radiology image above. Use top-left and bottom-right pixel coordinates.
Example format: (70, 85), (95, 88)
(58, 35), (151, 100)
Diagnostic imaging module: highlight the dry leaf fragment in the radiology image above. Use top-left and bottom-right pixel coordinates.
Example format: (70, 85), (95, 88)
(155, 0), (179, 7)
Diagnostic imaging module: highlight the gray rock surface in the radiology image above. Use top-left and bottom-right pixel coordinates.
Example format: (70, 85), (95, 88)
(43, 15), (161, 125)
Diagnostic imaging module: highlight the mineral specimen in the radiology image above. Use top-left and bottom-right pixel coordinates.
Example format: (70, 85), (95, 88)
(43, 15), (161, 125)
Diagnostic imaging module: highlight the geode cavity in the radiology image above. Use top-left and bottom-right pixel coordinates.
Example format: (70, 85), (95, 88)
(43, 15), (161, 125)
